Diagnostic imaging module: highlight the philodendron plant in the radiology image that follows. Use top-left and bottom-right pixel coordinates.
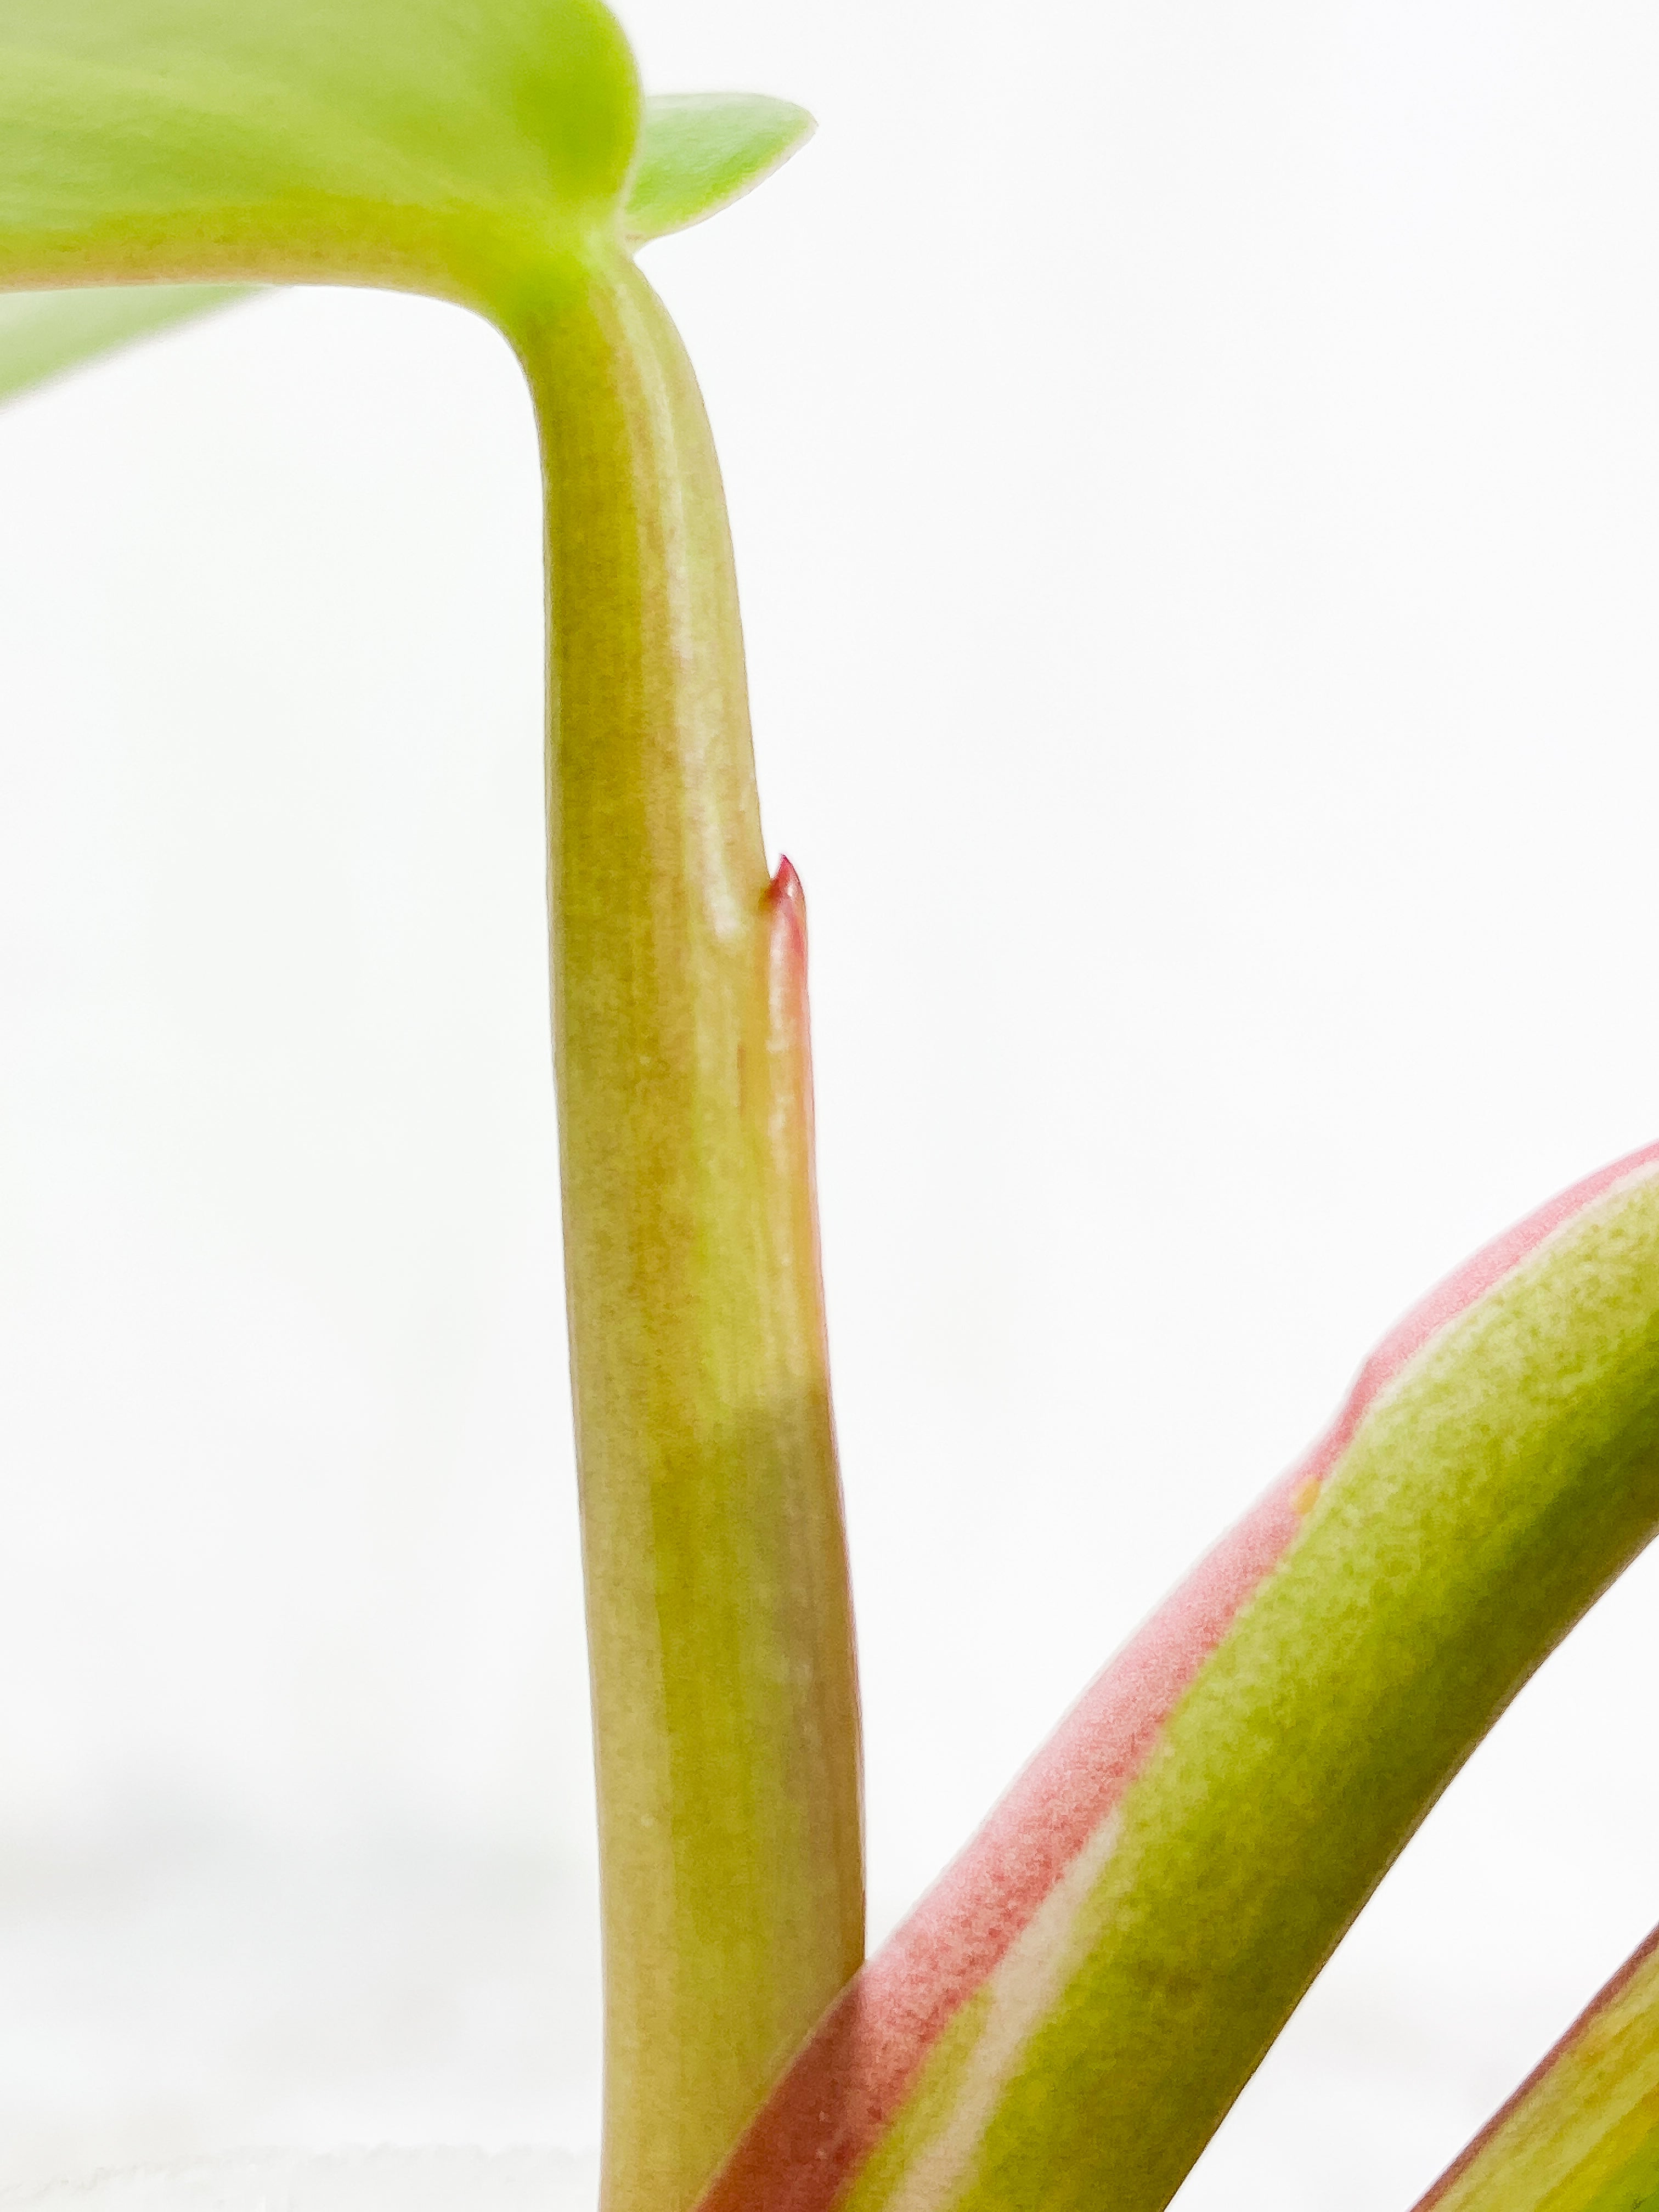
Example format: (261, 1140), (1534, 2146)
(8, 6), (1659, 2211)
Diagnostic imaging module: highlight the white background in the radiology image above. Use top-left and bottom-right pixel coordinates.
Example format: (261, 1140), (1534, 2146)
(2, 1), (1659, 2204)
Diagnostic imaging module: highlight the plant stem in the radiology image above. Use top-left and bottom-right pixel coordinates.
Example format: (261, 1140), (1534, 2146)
(516, 249), (864, 2212)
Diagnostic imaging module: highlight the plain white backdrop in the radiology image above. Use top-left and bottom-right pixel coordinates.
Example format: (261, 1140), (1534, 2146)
(3, 1), (1659, 2204)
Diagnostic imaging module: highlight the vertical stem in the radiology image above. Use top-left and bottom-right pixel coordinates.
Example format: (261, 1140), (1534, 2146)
(517, 250), (864, 2212)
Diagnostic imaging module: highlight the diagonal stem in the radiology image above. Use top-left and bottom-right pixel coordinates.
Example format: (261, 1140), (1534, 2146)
(1414, 1923), (1659, 2212)
(515, 247), (864, 2212)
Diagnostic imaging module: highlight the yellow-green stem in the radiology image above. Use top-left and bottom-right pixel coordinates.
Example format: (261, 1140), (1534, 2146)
(517, 250), (864, 2212)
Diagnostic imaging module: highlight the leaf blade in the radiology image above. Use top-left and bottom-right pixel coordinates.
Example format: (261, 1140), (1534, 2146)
(0, 0), (641, 311)
(0, 283), (251, 403)
(624, 94), (815, 244)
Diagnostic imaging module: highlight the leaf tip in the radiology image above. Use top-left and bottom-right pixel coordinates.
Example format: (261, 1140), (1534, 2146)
(624, 91), (816, 245)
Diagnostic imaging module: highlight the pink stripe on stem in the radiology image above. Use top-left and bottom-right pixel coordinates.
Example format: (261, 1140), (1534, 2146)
(696, 1139), (1659, 2212)
(1301, 1138), (1659, 1490)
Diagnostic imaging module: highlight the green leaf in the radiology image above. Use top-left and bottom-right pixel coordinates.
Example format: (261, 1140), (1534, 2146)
(624, 94), (815, 243)
(0, 0), (641, 317)
(1414, 1925), (1659, 2212)
(0, 284), (250, 404)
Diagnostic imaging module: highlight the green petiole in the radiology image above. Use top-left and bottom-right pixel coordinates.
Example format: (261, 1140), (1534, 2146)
(519, 245), (861, 2212)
